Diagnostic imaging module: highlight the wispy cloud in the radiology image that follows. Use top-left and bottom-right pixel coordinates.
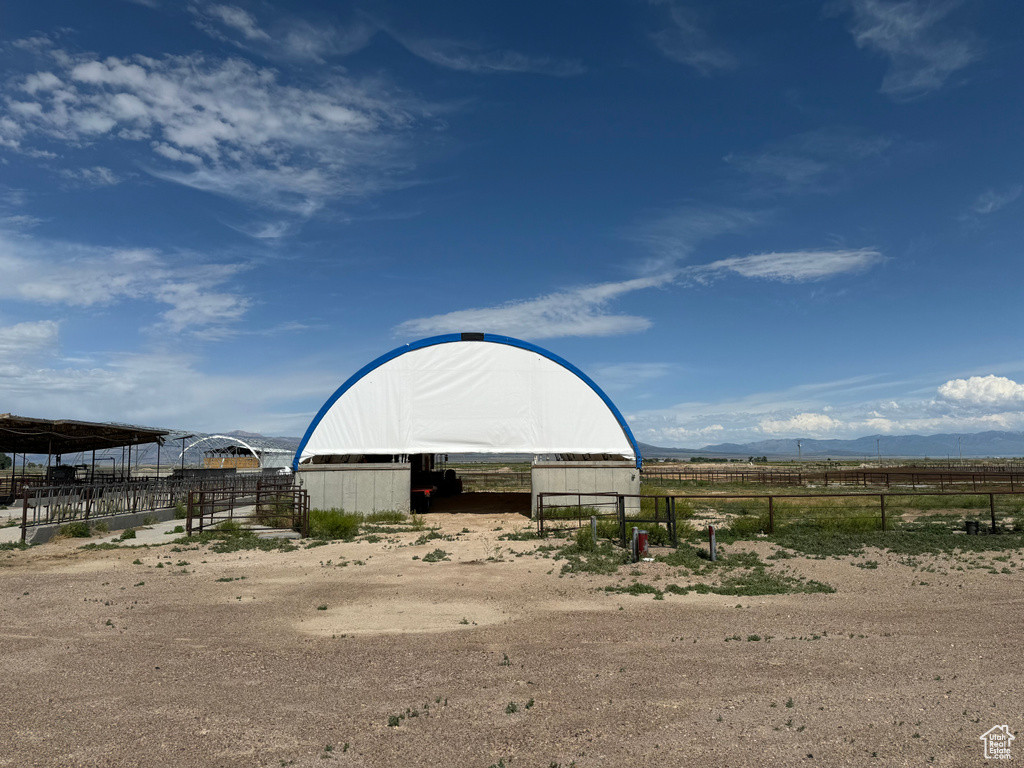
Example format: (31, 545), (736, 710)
(626, 206), (766, 270)
(0, 39), (437, 213)
(725, 128), (893, 195)
(968, 185), (1022, 216)
(0, 320), (59, 361)
(650, 1), (738, 75)
(397, 247), (882, 341)
(394, 275), (671, 340)
(58, 166), (124, 186)
(841, 0), (980, 99)
(0, 230), (250, 334)
(393, 35), (585, 76)
(189, 4), (377, 62)
(688, 248), (884, 283)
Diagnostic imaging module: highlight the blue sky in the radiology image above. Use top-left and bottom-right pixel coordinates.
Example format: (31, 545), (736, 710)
(1, 0), (1022, 448)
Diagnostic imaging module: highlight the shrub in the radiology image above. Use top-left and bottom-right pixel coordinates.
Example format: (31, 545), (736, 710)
(60, 521), (92, 538)
(119, 528), (137, 540)
(174, 502), (187, 520)
(92, 521), (109, 534)
(309, 508), (361, 539)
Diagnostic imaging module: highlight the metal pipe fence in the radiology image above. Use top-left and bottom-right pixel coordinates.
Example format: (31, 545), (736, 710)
(185, 482), (309, 537)
(641, 466), (1024, 492)
(535, 492), (679, 547)
(537, 488), (1024, 550)
(19, 474), (296, 541)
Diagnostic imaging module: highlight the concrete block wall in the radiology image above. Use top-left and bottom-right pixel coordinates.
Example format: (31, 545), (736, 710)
(530, 461), (640, 518)
(297, 463), (411, 514)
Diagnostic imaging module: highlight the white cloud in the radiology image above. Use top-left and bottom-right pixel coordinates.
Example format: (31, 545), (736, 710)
(758, 412), (843, 435)
(203, 5), (271, 42)
(969, 185), (1022, 215)
(189, 4), (377, 62)
(0, 320), (59, 361)
(937, 375), (1024, 410)
(394, 36), (585, 76)
(843, 0), (979, 99)
(650, 2), (738, 75)
(0, 230), (249, 333)
(394, 275), (669, 340)
(1, 43), (436, 213)
(690, 248), (883, 282)
(0, 345), (339, 434)
(59, 166), (123, 186)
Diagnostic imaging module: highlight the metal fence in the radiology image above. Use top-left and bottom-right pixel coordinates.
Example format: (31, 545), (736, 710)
(18, 474), (296, 541)
(186, 482), (309, 537)
(535, 492), (680, 547)
(641, 466), (1024, 492)
(536, 488), (1024, 548)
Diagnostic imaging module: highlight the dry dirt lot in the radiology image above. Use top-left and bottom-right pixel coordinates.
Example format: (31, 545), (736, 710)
(1, 510), (1021, 768)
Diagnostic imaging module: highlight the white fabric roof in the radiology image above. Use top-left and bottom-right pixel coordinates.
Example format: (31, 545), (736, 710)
(296, 338), (637, 465)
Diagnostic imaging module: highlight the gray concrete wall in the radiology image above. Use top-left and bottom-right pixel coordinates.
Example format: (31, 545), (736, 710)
(25, 506), (180, 545)
(297, 463), (411, 514)
(530, 461), (640, 518)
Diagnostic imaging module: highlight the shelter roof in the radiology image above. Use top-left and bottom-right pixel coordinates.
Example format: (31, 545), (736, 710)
(295, 333), (641, 469)
(0, 414), (168, 455)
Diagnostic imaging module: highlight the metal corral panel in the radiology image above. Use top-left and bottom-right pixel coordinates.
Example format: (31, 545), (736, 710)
(530, 461), (640, 518)
(297, 463), (411, 514)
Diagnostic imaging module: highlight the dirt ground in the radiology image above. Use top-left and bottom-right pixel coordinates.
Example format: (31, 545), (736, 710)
(1, 507), (1021, 768)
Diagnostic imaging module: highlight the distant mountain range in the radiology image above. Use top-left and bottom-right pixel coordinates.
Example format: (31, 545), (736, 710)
(638, 431), (1024, 460)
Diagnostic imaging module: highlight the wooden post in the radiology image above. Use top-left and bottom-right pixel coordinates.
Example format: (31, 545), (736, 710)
(880, 494), (886, 532)
(990, 493), (997, 534)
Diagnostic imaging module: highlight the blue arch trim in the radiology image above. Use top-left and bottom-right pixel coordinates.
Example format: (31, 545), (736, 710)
(292, 333), (643, 470)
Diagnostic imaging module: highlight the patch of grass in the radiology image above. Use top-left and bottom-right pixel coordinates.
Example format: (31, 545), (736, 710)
(421, 548), (451, 563)
(497, 528), (540, 541)
(605, 581), (663, 598)
(142, 515), (158, 525)
(172, 528), (297, 553)
(60, 521), (92, 538)
(119, 528), (136, 540)
(309, 508), (361, 540)
(92, 521), (109, 534)
(364, 510), (407, 524)
(0, 541), (30, 551)
(415, 531), (443, 545)
(174, 501), (187, 519)
(555, 537), (631, 575)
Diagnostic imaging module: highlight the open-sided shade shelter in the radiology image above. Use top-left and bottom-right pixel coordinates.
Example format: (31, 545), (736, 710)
(294, 333), (641, 469)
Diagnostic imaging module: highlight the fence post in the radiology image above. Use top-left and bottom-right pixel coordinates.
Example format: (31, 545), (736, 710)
(618, 495), (627, 549)
(186, 491), (194, 535)
(880, 494), (886, 532)
(768, 496), (775, 534)
(990, 493), (997, 534)
(590, 516), (597, 547)
(669, 497), (678, 547)
(21, 489), (28, 543)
